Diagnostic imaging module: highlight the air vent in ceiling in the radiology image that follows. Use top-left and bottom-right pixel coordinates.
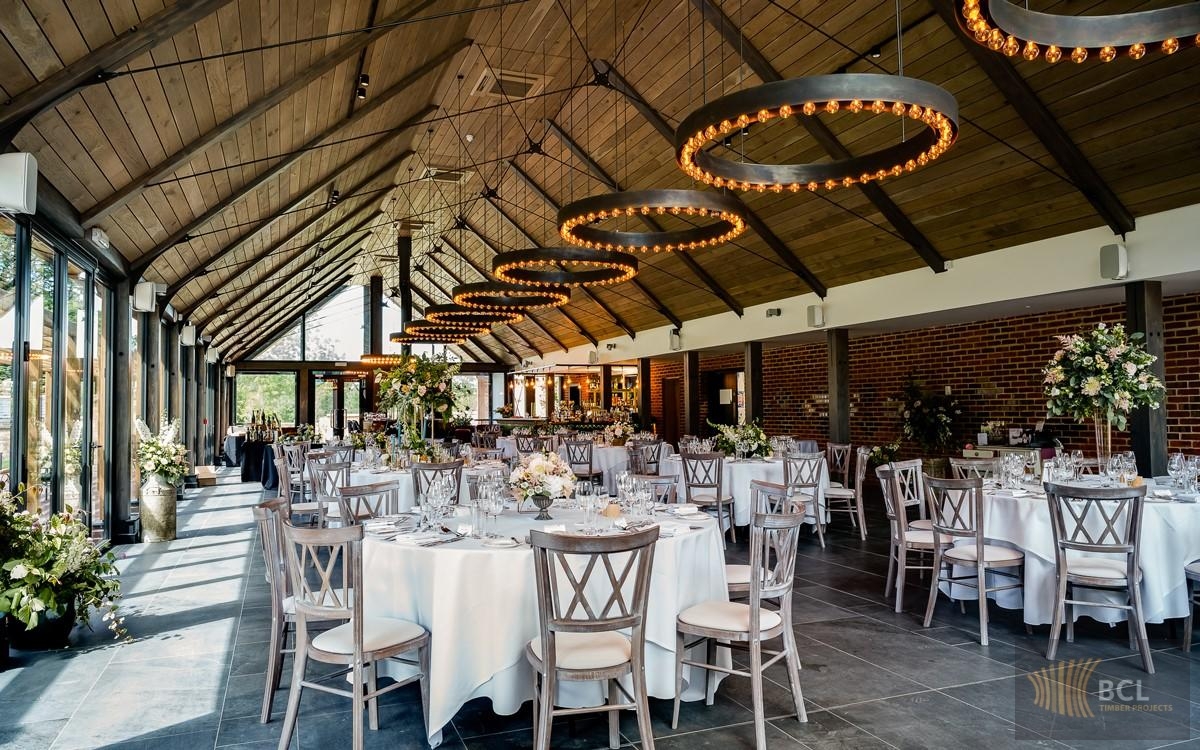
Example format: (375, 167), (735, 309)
(395, 219), (429, 231)
(470, 69), (545, 101)
(420, 167), (472, 185)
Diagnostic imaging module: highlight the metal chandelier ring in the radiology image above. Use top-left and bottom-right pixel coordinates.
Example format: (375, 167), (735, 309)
(405, 319), (490, 336)
(557, 189), (748, 253)
(492, 247), (639, 287)
(452, 281), (571, 311)
(423, 303), (524, 326)
(958, 0), (1200, 61)
(675, 74), (959, 192)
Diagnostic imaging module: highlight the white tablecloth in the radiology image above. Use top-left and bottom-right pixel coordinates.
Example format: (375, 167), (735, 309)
(556, 443), (676, 494)
(362, 508), (728, 745)
(945, 482), (1200, 625)
(660, 455), (828, 526)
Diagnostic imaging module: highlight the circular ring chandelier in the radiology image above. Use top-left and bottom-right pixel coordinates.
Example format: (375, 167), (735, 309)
(423, 303), (524, 327)
(492, 247), (639, 287)
(675, 74), (959, 193)
(405, 319), (490, 337)
(360, 354), (408, 367)
(557, 189), (748, 253)
(452, 281), (571, 311)
(957, 1), (1200, 63)
(389, 329), (468, 345)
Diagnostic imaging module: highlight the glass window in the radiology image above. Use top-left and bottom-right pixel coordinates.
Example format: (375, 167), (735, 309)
(25, 237), (55, 516)
(451, 375), (488, 422)
(90, 283), (109, 534)
(129, 310), (141, 496)
(0, 218), (14, 486)
(251, 321), (302, 360)
(235, 372), (297, 426)
(62, 261), (88, 514)
(304, 285), (364, 360)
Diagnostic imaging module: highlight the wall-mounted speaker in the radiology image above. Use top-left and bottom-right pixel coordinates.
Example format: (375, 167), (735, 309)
(1100, 243), (1128, 280)
(0, 153), (37, 214)
(224, 365), (236, 378)
(668, 328), (682, 351)
(181, 325), (197, 346)
(133, 281), (165, 312)
(806, 304), (825, 328)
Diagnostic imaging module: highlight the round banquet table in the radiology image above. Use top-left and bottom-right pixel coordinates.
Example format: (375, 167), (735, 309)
(660, 455), (828, 526)
(941, 480), (1200, 625)
(362, 508), (729, 746)
(556, 443), (676, 495)
(346, 462), (505, 512)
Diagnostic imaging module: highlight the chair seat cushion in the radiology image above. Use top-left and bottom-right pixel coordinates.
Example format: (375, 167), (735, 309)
(678, 600), (781, 633)
(908, 519), (933, 531)
(1067, 557), (1136, 581)
(311, 616), (425, 655)
(825, 487), (855, 499)
(725, 564), (752, 585)
(690, 493), (733, 505)
(944, 544), (1024, 564)
(1186, 560), (1200, 580)
(528, 631), (631, 670)
(904, 529), (950, 548)
(828, 481), (844, 489)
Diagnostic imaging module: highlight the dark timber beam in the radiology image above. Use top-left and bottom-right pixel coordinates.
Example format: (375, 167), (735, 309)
(481, 195), (613, 342)
(542, 119), (745, 315)
(199, 205), (378, 326)
(173, 144), (416, 310)
(592, 60), (828, 298)
(0, 0), (236, 147)
(147, 98), (440, 282)
(930, 0), (1135, 236)
(83, 0), (445, 225)
(421, 251), (547, 357)
(508, 160), (684, 329)
(690, 0), (946, 273)
(457, 217), (571, 353)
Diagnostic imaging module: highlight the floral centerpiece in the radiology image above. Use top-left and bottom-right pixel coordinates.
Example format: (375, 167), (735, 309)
(495, 403), (515, 418)
(509, 452), (576, 520)
(866, 440), (901, 468)
(1043, 322), (1165, 465)
(0, 488), (126, 648)
(511, 426), (532, 436)
(708, 419), (770, 458)
(135, 418), (188, 485)
(349, 431), (388, 451)
(603, 421), (633, 446)
(376, 354), (460, 452)
(897, 380), (960, 454)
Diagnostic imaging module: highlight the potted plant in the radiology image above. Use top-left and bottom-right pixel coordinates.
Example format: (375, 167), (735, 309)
(0, 488), (126, 653)
(897, 380), (960, 476)
(1043, 322), (1165, 467)
(135, 418), (189, 542)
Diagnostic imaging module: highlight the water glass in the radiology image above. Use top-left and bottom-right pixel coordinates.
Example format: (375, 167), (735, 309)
(1168, 453), (1185, 488)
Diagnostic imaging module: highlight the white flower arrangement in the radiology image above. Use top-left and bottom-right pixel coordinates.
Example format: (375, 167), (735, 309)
(134, 417), (189, 485)
(708, 419), (770, 457)
(1043, 322), (1165, 429)
(604, 421), (633, 443)
(509, 451), (577, 501)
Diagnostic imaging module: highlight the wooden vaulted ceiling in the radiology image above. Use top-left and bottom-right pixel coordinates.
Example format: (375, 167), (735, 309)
(2, 0), (1198, 363)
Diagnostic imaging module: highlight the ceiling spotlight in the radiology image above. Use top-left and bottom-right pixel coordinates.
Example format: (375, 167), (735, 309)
(465, 133), (475, 143)
(355, 86), (367, 100)
(329, 188), (340, 206)
(358, 73), (370, 87)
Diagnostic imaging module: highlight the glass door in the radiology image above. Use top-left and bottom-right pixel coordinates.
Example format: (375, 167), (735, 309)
(24, 239), (55, 516)
(62, 260), (89, 516)
(312, 373), (366, 439)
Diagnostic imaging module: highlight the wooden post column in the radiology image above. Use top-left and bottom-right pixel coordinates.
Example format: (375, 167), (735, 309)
(684, 350), (701, 436)
(638, 357), (653, 425)
(145, 316), (161, 432)
(110, 280), (134, 542)
(744, 342), (763, 423)
(828, 328), (850, 444)
(366, 274), (383, 407)
(397, 235), (412, 356)
(601, 365), (613, 410)
(1125, 281), (1167, 476)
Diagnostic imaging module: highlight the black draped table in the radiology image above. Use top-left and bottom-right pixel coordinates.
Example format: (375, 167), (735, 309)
(222, 435), (245, 468)
(240, 441), (269, 483)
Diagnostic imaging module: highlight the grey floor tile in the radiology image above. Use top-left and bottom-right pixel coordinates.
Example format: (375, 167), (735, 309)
(0, 719), (68, 750)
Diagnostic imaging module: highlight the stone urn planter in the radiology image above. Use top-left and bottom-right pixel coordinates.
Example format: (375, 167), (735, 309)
(141, 474), (178, 542)
(924, 457), (950, 479)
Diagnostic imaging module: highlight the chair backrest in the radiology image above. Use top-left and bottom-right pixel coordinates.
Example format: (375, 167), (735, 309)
(853, 446), (870, 500)
(680, 452), (723, 502)
(636, 441), (663, 475)
(337, 480), (400, 522)
(876, 464), (913, 546)
(280, 521), (363, 634)
(750, 479), (804, 515)
(330, 444), (355, 462)
(563, 440), (595, 475)
(626, 444), (648, 475)
(411, 460), (464, 501)
(474, 448), (505, 462)
(309, 461), (350, 499)
(307, 450), (334, 465)
(826, 442), (852, 486)
(747, 511), (805, 631)
(633, 474), (677, 504)
(515, 435), (543, 454)
(282, 443), (308, 474)
(252, 498), (292, 616)
(473, 432), (498, 449)
(924, 474), (984, 557)
(1043, 482), (1147, 574)
(274, 456), (299, 502)
(950, 457), (998, 480)
(529, 526), (659, 670)
(888, 458), (924, 513)
(783, 452), (825, 494)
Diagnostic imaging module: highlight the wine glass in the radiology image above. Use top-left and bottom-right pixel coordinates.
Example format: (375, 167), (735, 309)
(1168, 453), (1185, 488)
(1104, 455), (1123, 487)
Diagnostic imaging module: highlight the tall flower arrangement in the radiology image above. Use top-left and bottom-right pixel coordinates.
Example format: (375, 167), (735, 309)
(134, 418), (189, 485)
(897, 380), (960, 454)
(376, 354), (460, 451)
(708, 419), (770, 458)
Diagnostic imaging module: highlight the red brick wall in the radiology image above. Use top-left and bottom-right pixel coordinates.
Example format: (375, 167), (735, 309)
(646, 291), (1200, 455)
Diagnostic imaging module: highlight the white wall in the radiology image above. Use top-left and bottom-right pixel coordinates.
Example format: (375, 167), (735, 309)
(526, 203), (1200, 368)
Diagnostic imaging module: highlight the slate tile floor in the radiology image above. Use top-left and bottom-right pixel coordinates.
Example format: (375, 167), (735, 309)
(1, 471), (1196, 749)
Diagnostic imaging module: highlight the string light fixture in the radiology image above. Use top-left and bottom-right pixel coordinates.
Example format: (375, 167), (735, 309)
(452, 281), (570, 311)
(360, 354), (407, 366)
(675, 74), (959, 193)
(389, 330), (468, 345)
(405, 319), (491, 336)
(423, 303), (524, 327)
(492, 246), (639, 287)
(956, 1), (1200, 64)
(557, 189), (748, 253)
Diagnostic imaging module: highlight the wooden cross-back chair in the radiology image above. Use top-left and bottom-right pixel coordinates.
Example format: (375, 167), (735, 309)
(251, 498), (293, 725)
(782, 452), (827, 548)
(336, 480), (400, 523)
(877, 464), (942, 614)
(680, 452), (736, 545)
(949, 457), (999, 480)
(825, 442), (851, 488)
(411, 460), (464, 503)
(563, 440), (604, 484)
(727, 480), (807, 598)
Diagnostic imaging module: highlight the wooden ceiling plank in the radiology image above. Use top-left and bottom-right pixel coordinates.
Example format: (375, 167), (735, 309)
(81, 0), (444, 226)
(0, 0), (235, 146)
(507, 159), (685, 329)
(928, 0), (1135, 236)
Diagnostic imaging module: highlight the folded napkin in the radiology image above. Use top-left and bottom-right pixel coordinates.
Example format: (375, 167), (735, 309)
(542, 524), (567, 534)
(1008, 490), (1032, 498)
(672, 503), (699, 515)
(1153, 489), (1173, 498)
